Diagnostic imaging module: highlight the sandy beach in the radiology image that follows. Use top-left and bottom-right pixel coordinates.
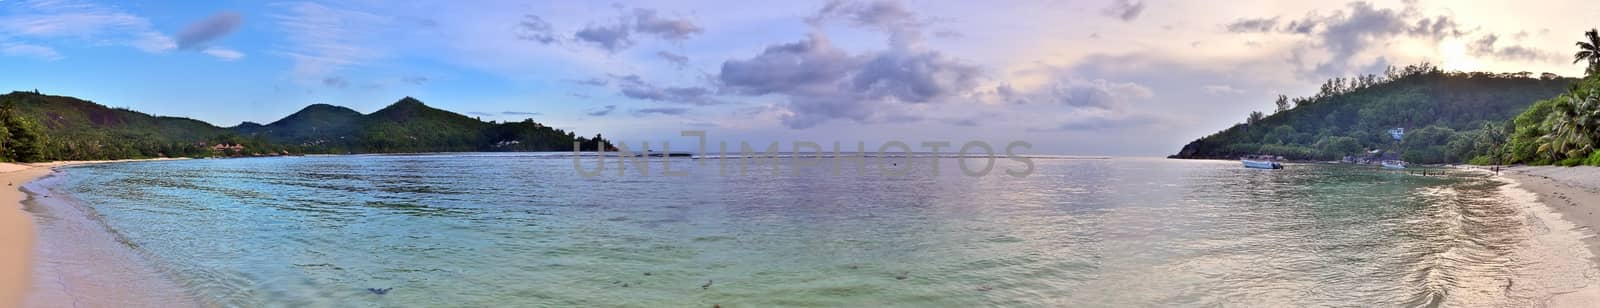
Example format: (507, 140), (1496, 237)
(0, 159), (195, 308)
(1501, 166), (1600, 264)
(1, 163), (54, 308)
(1481, 165), (1600, 306)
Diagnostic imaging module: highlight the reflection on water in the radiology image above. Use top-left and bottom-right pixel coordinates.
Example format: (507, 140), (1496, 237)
(45, 154), (1572, 306)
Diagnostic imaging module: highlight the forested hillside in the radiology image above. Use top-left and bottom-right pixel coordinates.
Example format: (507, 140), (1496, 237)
(231, 97), (612, 153)
(0, 91), (611, 162)
(1501, 75), (1600, 166)
(1171, 64), (1575, 164)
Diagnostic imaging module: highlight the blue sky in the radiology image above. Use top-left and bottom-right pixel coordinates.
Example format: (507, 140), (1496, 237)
(1, 0), (1594, 155)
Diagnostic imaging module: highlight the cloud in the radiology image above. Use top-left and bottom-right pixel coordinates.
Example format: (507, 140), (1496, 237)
(656, 50), (689, 68)
(322, 76), (349, 88)
(1202, 84), (1245, 95)
(176, 12), (243, 49)
(1221, 2), (1467, 77)
(807, 0), (924, 48)
(620, 86), (723, 105)
(612, 74), (724, 105)
(502, 111), (541, 115)
(201, 47), (245, 61)
(1100, 0), (1145, 22)
(1224, 17), (1279, 33)
(717, 32), (982, 129)
(401, 75), (429, 85)
(587, 105), (617, 116)
(570, 77), (609, 87)
(631, 9), (702, 41)
(631, 107), (690, 116)
(1, 41), (63, 60)
(515, 14), (558, 44)
(1468, 33), (1562, 63)
(719, 33), (862, 96)
(1051, 79), (1154, 109)
(0, 0), (176, 54)
(272, 2), (388, 77)
(850, 49), (981, 103)
(574, 21), (632, 52)
(530, 6), (702, 52)
(467, 111), (494, 116)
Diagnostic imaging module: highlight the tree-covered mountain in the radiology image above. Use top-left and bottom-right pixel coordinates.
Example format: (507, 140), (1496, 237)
(0, 90), (288, 161)
(0, 91), (610, 162)
(232, 96), (611, 153)
(1171, 64), (1576, 164)
(233, 103), (363, 149)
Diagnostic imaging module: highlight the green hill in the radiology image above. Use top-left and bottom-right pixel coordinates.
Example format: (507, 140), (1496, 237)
(233, 103), (364, 148)
(234, 96), (610, 153)
(0, 91), (611, 162)
(348, 97), (489, 152)
(1171, 64), (1576, 164)
(0, 90), (279, 160)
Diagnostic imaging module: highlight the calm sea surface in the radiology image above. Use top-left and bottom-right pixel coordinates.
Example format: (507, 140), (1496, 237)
(38, 154), (1565, 306)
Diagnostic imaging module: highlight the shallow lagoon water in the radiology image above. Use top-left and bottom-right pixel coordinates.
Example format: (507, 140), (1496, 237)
(42, 154), (1578, 306)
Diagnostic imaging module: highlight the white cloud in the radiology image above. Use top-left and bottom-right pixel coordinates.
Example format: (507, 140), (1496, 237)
(0, 41), (63, 60)
(0, 0), (175, 55)
(270, 2), (390, 77)
(202, 47), (245, 61)
(1202, 84), (1245, 95)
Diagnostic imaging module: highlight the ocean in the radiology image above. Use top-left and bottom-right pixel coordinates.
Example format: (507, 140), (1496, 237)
(25, 154), (1598, 306)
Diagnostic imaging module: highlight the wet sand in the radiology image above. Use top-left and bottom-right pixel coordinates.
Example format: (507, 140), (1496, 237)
(0, 159), (196, 308)
(1490, 166), (1600, 306)
(1501, 166), (1600, 265)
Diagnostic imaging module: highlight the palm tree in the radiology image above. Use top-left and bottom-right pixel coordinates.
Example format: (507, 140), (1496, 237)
(1542, 89), (1600, 160)
(1475, 121), (1509, 165)
(1576, 28), (1600, 76)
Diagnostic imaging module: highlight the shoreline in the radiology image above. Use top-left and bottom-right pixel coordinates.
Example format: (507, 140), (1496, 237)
(1499, 166), (1600, 265)
(0, 158), (191, 308)
(1489, 170), (1600, 306)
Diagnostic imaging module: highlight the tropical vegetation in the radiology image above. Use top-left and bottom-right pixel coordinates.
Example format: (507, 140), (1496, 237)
(1171, 65), (1573, 163)
(0, 91), (611, 163)
(1177, 28), (1600, 167)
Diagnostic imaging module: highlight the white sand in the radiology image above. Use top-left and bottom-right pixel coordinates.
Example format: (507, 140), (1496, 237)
(0, 163), (53, 307)
(1494, 174), (1600, 306)
(0, 158), (192, 308)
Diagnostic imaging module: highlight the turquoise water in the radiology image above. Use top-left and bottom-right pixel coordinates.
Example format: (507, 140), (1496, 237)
(45, 154), (1544, 306)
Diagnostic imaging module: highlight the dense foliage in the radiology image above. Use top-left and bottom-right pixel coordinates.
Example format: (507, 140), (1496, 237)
(0, 98), (47, 162)
(1502, 76), (1600, 166)
(0, 91), (610, 162)
(235, 97), (611, 153)
(0, 91), (289, 161)
(1172, 64), (1575, 164)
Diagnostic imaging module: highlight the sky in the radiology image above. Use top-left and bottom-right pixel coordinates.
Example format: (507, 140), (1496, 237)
(1, 0), (1596, 156)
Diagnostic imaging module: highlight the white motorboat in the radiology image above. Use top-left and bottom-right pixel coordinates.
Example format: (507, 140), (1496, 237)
(1381, 160), (1407, 169)
(1241, 155), (1283, 169)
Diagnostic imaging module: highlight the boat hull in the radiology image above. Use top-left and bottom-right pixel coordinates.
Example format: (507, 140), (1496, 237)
(1241, 159), (1282, 169)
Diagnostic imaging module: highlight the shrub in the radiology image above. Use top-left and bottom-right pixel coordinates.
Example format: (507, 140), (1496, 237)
(1586, 151), (1600, 166)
